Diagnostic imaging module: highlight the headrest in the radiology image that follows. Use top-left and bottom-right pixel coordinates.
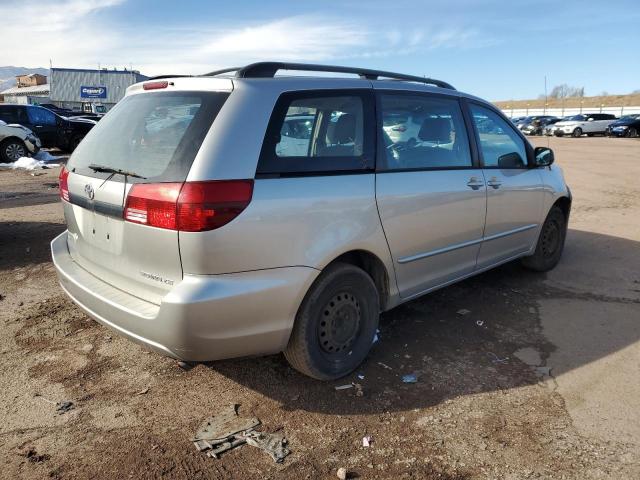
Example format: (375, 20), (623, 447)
(418, 117), (451, 143)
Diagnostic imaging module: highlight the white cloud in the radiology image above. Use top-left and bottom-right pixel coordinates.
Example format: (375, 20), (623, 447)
(0, 1), (496, 76)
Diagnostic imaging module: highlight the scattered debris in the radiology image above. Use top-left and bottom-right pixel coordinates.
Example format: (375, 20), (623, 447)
(56, 401), (75, 414)
(337, 467), (349, 480)
(372, 329), (380, 344)
(334, 383), (354, 391)
(377, 362), (393, 370)
(357, 373), (365, 380)
(362, 435), (372, 447)
(136, 388), (149, 395)
(192, 404), (289, 463)
(487, 352), (509, 364)
(402, 373), (419, 383)
(22, 448), (50, 463)
(457, 308), (471, 316)
(245, 431), (290, 463)
(476, 320), (484, 327)
(354, 383), (364, 397)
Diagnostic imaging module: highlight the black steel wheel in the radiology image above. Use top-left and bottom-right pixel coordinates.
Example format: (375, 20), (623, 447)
(285, 262), (379, 380)
(522, 206), (567, 272)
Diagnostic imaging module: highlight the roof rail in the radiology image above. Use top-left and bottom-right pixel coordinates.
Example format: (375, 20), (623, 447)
(204, 62), (455, 90)
(147, 74), (193, 80)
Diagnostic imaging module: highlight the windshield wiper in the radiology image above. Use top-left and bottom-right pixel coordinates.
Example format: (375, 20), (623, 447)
(88, 164), (146, 179)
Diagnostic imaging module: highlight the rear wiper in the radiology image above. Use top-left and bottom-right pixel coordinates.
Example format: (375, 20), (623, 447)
(88, 164), (146, 179)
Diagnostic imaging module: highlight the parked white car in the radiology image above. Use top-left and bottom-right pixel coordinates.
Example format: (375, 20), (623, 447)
(552, 113), (617, 137)
(0, 119), (41, 162)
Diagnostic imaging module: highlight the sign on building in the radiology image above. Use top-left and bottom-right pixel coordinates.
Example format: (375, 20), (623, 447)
(80, 86), (107, 99)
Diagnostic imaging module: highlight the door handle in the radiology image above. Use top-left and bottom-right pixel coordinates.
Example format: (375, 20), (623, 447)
(487, 177), (502, 189)
(466, 177), (484, 190)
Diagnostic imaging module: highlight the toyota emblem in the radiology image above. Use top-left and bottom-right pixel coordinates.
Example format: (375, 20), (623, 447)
(84, 183), (95, 200)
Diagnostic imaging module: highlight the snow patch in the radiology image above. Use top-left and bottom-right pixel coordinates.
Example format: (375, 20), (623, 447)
(0, 152), (61, 170)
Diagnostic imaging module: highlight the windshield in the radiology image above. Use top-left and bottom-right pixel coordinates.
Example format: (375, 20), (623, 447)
(68, 91), (229, 183)
(95, 105), (107, 114)
(618, 115), (639, 122)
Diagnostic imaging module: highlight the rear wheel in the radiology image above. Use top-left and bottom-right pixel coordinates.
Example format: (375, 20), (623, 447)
(284, 263), (379, 380)
(521, 206), (567, 272)
(0, 139), (27, 162)
(572, 127), (583, 138)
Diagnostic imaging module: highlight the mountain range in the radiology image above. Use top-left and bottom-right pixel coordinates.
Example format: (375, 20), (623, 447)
(0, 66), (49, 92)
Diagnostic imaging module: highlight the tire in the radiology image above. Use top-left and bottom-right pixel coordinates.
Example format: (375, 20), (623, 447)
(627, 127), (638, 138)
(521, 206), (567, 272)
(1, 139), (27, 162)
(572, 127), (583, 138)
(284, 262), (380, 380)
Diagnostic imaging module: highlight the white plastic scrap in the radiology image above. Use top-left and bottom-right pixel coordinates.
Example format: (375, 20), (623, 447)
(362, 435), (372, 447)
(402, 373), (419, 383)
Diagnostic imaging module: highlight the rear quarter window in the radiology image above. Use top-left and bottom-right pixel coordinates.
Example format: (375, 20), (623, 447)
(257, 90), (375, 175)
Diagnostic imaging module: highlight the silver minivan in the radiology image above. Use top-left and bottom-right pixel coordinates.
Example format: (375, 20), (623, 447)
(51, 62), (571, 380)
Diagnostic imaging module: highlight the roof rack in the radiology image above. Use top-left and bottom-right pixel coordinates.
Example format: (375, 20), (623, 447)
(147, 74), (193, 80)
(204, 62), (455, 90)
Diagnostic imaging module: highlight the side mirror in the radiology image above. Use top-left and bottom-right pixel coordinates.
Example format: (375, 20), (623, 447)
(497, 152), (525, 168)
(534, 146), (554, 167)
(587, 118), (594, 122)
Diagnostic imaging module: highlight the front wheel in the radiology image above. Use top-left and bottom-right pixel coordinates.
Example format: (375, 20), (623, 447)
(284, 263), (379, 380)
(521, 206), (567, 272)
(572, 127), (583, 138)
(1, 139), (27, 162)
(627, 127), (638, 138)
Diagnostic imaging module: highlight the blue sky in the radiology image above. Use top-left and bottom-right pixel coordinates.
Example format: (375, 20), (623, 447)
(1, 0), (638, 100)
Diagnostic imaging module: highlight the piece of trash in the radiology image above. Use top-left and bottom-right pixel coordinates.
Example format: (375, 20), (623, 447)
(354, 383), (364, 397)
(192, 404), (288, 463)
(457, 308), (471, 316)
(377, 362), (393, 370)
(362, 435), (372, 447)
(372, 329), (380, 344)
(334, 384), (354, 391)
(136, 388), (149, 395)
(357, 374), (365, 380)
(337, 467), (349, 480)
(244, 431), (290, 463)
(476, 320), (484, 327)
(487, 352), (509, 364)
(402, 373), (419, 383)
(56, 401), (74, 414)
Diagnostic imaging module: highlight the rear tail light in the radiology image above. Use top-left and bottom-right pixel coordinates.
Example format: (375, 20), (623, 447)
(59, 167), (69, 201)
(124, 180), (254, 232)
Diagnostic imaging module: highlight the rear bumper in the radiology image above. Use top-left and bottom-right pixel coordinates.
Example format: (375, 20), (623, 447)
(51, 231), (319, 361)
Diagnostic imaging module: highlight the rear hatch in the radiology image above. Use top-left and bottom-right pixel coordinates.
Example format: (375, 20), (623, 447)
(62, 83), (231, 304)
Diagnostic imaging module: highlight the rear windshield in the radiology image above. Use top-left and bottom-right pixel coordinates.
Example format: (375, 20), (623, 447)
(68, 91), (229, 183)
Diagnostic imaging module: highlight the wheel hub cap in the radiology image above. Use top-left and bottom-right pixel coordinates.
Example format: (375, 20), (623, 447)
(318, 293), (361, 353)
(6, 144), (25, 161)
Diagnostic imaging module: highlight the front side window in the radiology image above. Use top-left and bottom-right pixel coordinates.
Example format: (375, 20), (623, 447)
(379, 94), (472, 170)
(259, 91), (374, 174)
(470, 104), (527, 168)
(27, 107), (56, 125)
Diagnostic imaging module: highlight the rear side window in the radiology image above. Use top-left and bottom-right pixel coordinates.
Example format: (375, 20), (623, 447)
(68, 91), (229, 183)
(379, 94), (472, 170)
(27, 107), (56, 125)
(0, 106), (27, 124)
(470, 104), (527, 168)
(258, 90), (374, 175)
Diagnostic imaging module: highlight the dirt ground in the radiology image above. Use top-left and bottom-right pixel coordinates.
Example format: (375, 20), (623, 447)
(1, 137), (639, 480)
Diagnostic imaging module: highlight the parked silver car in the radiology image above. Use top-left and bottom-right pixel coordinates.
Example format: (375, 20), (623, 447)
(51, 62), (571, 380)
(0, 119), (41, 162)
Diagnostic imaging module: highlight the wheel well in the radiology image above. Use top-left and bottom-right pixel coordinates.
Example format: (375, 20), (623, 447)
(0, 136), (25, 147)
(553, 196), (571, 221)
(328, 250), (390, 310)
